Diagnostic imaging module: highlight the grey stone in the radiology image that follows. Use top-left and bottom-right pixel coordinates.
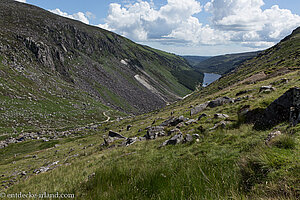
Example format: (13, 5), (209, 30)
(167, 128), (181, 136)
(185, 119), (197, 125)
(176, 122), (185, 129)
(108, 130), (126, 139)
(214, 113), (229, 119)
(123, 137), (137, 146)
(254, 87), (300, 129)
(160, 116), (187, 127)
(271, 78), (289, 85)
(208, 97), (234, 108)
(265, 131), (281, 145)
(190, 102), (209, 115)
(183, 134), (194, 143)
(210, 121), (229, 130)
(198, 113), (207, 121)
(145, 126), (165, 140)
(126, 125), (133, 131)
(259, 85), (275, 93)
(160, 133), (183, 147)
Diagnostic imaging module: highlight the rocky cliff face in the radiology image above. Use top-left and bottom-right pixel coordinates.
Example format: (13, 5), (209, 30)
(0, 0), (203, 114)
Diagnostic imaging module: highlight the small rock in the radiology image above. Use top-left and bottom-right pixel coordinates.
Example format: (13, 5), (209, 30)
(88, 173), (96, 180)
(123, 137), (137, 146)
(210, 121), (229, 130)
(185, 119), (197, 125)
(145, 126), (165, 140)
(183, 134), (194, 143)
(214, 114), (229, 119)
(20, 171), (27, 176)
(259, 85), (275, 93)
(208, 97), (234, 108)
(265, 131), (281, 145)
(198, 113), (207, 121)
(167, 128), (181, 136)
(160, 133), (183, 147)
(160, 116), (187, 127)
(108, 130), (126, 139)
(126, 125), (133, 131)
(271, 78), (289, 85)
(176, 122), (185, 129)
(138, 136), (146, 141)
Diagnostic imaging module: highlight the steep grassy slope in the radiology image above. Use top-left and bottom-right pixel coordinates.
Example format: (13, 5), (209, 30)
(1, 27), (299, 199)
(185, 51), (261, 75)
(0, 0), (203, 116)
(191, 27), (300, 98)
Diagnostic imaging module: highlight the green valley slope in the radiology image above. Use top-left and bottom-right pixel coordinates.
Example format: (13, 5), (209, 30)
(0, 1), (299, 199)
(1, 23), (299, 200)
(0, 0), (203, 133)
(184, 51), (261, 75)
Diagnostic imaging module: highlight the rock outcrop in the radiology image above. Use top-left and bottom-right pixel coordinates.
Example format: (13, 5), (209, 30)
(160, 133), (184, 147)
(145, 126), (165, 140)
(190, 102), (209, 115)
(254, 87), (300, 129)
(208, 97), (234, 108)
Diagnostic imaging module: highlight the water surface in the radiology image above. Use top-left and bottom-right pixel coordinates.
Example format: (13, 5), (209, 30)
(203, 73), (221, 87)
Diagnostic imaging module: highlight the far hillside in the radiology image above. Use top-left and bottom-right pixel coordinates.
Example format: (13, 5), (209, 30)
(182, 56), (211, 66)
(184, 51), (261, 75)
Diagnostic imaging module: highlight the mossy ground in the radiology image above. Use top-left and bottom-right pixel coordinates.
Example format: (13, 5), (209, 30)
(1, 69), (299, 199)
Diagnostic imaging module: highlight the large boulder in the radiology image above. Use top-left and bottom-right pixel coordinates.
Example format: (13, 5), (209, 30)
(160, 116), (186, 127)
(145, 126), (165, 140)
(108, 130), (126, 139)
(208, 97), (234, 108)
(254, 87), (300, 129)
(190, 102), (209, 115)
(160, 133), (183, 147)
(259, 85), (275, 93)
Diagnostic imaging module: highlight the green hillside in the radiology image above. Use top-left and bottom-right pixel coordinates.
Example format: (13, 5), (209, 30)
(185, 51), (261, 75)
(0, 0), (203, 133)
(0, 1), (299, 199)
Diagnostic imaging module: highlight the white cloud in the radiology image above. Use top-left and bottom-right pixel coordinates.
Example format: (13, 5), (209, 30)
(49, 9), (90, 24)
(98, 0), (214, 43)
(205, 0), (300, 47)
(99, 0), (300, 50)
(15, 0), (26, 2)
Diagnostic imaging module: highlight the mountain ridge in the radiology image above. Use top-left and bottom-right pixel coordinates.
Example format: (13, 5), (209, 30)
(183, 51), (261, 75)
(0, 0), (203, 132)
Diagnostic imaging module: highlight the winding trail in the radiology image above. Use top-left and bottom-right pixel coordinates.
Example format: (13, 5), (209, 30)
(103, 111), (111, 122)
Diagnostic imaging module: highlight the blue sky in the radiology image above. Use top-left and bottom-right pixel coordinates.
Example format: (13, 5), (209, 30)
(19, 0), (300, 56)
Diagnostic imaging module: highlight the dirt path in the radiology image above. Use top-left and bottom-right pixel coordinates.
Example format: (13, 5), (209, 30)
(103, 111), (111, 122)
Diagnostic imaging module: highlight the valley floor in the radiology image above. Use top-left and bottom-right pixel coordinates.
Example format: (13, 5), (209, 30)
(0, 70), (299, 200)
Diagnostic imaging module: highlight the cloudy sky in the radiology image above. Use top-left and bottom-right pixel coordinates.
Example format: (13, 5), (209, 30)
(16, 0), (300, 56)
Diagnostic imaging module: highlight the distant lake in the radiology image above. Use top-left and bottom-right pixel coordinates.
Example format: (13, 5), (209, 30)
(203, 73), (221, 87)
